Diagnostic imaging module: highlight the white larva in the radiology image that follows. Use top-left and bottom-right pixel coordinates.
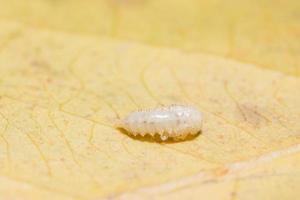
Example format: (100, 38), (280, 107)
(116, 104), (203, 141)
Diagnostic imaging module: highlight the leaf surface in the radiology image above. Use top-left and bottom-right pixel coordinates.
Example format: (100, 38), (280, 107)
(0, 1), (299, 199)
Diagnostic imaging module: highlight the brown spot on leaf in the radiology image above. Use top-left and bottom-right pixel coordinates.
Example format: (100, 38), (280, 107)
(236, 104), (271, 128)
(214, 167), (229, 177)
(46, 77), (53, 83)
(30, 59), (50, 70)
(218, 134), (224, 140)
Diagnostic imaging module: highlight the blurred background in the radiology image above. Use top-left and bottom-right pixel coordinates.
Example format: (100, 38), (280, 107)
(0, 0), (299, 75)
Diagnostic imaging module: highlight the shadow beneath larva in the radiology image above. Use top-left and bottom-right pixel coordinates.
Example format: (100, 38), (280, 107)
(117, 128), (201, 143)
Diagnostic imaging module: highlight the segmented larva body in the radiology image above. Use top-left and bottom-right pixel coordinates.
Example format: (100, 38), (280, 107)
(116, 105), (203, 141)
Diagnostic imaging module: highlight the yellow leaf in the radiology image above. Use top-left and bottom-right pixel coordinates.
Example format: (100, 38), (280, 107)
(0, 1), (299, 199)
